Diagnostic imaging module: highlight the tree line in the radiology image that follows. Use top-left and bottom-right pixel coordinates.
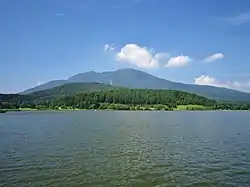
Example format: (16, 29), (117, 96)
(1, 88), (250, 111)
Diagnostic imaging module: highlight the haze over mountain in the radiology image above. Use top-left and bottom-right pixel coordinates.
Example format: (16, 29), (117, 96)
(22, 68), (250, 102)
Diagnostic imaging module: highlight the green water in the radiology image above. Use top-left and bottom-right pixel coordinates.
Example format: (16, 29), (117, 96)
(0, 111), (250, 187)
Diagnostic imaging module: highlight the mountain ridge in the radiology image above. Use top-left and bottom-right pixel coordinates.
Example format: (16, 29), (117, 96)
(21, 68), (250, 102)
(29, 82), (116, 99)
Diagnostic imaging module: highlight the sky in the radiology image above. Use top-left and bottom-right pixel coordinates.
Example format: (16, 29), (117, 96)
(1, 0), (250, 93)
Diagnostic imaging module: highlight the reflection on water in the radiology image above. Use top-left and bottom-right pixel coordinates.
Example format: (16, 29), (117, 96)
(0, 111), (250, 187)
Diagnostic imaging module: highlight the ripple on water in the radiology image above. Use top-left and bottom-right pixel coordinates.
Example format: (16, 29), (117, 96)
(1, 111), (250, 187)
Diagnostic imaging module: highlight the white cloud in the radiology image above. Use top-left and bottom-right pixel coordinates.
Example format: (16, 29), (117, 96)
(155, 53), (170, 61)
(204, 53), (224, 62)
(36, 81), (44, 86)
(149, 48), (155, 54)
(194, 75), (217, 86)
(194, 75), (250, 93)
(165, 55), (192, 68)
(104, 44), (115, 52)
(116, 44), (169, 69)
(228, 13), (250, 25)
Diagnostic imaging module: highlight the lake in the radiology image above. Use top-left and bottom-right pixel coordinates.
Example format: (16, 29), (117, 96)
(0, 111), (250, 187)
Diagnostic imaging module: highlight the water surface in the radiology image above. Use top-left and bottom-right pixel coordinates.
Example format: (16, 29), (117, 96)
(0, 111), (250, 187)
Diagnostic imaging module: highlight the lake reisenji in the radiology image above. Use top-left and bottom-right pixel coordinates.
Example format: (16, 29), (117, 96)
(0, 111), (250, 187)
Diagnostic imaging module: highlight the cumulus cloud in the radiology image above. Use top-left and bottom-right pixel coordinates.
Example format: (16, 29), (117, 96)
(204, 53), (224, 62)
(194, 75), (217, 86)
(228, 13), (250, 25)
(116, 44), (169, 69)
(114, 43), (192, 69)
(165, 55), (192, 68)
(155, 53), (170, 61)
(194, 75), (250, 93)
(104, 44), (115, 51)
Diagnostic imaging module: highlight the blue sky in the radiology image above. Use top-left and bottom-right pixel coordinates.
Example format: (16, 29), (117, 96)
(1, 0), (250, 93)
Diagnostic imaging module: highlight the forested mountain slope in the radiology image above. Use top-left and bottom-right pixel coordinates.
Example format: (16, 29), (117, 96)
(21, 68), (250, 102)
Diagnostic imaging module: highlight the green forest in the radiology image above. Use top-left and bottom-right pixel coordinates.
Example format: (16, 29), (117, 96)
(1, 87), (250, 111)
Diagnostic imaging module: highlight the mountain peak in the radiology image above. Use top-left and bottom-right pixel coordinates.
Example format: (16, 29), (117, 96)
(114, 68), (152, 76)
(20, 68), (250, 102)
(115, 67), (145, 72)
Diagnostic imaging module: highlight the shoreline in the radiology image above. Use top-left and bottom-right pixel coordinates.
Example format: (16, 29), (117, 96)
(1, 108), (249, 113)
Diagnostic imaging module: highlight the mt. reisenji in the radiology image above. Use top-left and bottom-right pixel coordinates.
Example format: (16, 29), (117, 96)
(21, 68), (250, 102)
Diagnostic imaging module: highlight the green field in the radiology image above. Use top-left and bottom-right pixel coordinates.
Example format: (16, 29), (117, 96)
(1, 108), (37, 112)
(1, 104), (249, 113)
(176, 105), (211, 110)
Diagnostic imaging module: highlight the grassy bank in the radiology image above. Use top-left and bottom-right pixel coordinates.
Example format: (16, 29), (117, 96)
(39, 104), (213, 111)
(1, 104), (249, 113)
(176, 105), (212, 111)
(0, 110), (6, 113)
(1, 108), (37, 112)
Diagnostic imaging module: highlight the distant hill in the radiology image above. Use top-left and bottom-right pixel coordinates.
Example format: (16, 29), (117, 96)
(0, 83), (115, 109)
(22, 80), (67, 95)
(29, 83), (116, 99)
(21, 68), (250, 102)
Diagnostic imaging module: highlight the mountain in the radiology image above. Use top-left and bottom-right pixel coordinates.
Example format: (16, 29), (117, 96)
(29, 83), (116, 99)
(22, 80), (67, 95)
(1, 83), (116, 109)
(3, 87), (250, 111)
(21, 68), (250, 102)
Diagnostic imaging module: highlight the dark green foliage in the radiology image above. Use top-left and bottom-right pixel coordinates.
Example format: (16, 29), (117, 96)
(0, 94), (40, 109)
(49, 88), (216, 110)
(212, 103), (250, 110)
